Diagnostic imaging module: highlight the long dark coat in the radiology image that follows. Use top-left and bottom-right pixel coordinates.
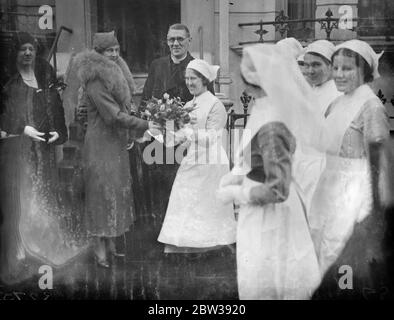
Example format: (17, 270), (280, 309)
(75, 50), (148, 237)
(0, 58), (68, 283)
(134, 53), (216, 228)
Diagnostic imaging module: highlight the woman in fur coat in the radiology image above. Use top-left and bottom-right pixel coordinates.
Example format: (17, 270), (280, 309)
(74, 32), (160, 268)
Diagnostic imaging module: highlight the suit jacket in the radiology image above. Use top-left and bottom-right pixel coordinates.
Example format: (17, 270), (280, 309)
(141, 52), (214, 105)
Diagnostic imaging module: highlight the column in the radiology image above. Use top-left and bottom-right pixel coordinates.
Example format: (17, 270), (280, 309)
(217, 0), (232, 101)
(181, 0), (215, 62)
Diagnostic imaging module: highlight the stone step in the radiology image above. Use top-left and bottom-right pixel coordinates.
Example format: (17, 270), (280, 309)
(58, 160), (79, 184)
(63, 144), (80, 161)
(62, 141), (82, 161)
(69, 121), (86, 142)
(63, 146), (77, 161)
(57, 180), (84, 201)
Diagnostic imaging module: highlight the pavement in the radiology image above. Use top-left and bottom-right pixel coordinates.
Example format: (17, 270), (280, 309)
(0, 221), (238, 300)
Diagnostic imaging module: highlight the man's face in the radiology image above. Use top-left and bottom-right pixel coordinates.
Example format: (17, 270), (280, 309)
(167, 29), (190, 59)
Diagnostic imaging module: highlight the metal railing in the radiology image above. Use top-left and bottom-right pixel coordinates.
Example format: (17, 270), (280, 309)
(227, 91), (252, 169)
(227, 89), (394, 168)
(238, 8), (394, 44)
(377, 90), (394, 136)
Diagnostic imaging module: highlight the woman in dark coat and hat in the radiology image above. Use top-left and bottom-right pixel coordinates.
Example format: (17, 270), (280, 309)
(0, 32), (71, 283)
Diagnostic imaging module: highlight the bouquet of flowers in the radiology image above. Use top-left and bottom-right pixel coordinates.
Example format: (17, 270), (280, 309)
(139, 93), (196, 131)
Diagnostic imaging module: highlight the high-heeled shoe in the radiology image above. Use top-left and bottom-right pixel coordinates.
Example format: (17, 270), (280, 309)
(94, 254), (110, 268)
(106, 240), (126, 258)
(109, 249), (126, 258)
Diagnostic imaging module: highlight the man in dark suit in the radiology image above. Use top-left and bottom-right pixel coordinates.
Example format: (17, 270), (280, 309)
(129, 24), (217, 298)
(135, 23), (215, 225)
(141, 23), (214, 104)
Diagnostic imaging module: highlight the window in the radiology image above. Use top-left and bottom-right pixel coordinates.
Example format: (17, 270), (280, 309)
(358, 0), (394, 37)
(287, 0), (315, 41)
(97, 0), (180, 73)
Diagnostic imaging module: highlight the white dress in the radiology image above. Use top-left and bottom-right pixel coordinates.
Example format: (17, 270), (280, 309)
(293, 79), (342, 215)
(309, 84), (390, 276)
(236, 122), (321, 300)
(314, 79), (342, 117)
(157, 91), (236, 250)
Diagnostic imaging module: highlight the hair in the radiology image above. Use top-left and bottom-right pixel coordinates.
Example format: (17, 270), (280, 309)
(187, 68), (210, 86)
(94, 47), (105, 54)
(168, 23), (190, 38)
(306, 51), (331, 66)
(332, 48), (374, 83)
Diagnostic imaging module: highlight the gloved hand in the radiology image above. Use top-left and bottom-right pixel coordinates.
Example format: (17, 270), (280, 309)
(24, 125), (45, 142)
(217, 185), (241, 204)
(175, 126), (194, 143)
(165, 126), (194, 147)
(147, 122), (164, 143)
(148, 121), (163, 133)
(219, 171), (243, 188)
(126, 141), (135, 150)
(47, 131), (59, 144)
(135, 130), (153, 143)
(217, 184), (251, 205)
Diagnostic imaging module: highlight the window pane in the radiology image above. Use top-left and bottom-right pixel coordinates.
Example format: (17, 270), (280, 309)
(358, 0), (394, 37)
(97, 0), (180, 73)
(287, 0), (315, 41)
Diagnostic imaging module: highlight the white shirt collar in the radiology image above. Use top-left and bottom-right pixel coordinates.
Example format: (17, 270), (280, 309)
(171, 53), (188, 64)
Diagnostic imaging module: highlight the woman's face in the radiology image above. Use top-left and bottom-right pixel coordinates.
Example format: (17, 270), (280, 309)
(304, 53), (331, 86)
(103, 45), (120, 61)
(298, 61), (311, 85)
(332, 53), (364, 94)
(16, 43), (36, 68)
(185, 68), (206, 96)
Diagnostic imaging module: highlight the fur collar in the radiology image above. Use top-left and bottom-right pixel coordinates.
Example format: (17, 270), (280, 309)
(74, 50), (134, 106)
(116, 54), (136, 95)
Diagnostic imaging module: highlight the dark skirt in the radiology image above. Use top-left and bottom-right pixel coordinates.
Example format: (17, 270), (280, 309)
(129, 141), (180, 228)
